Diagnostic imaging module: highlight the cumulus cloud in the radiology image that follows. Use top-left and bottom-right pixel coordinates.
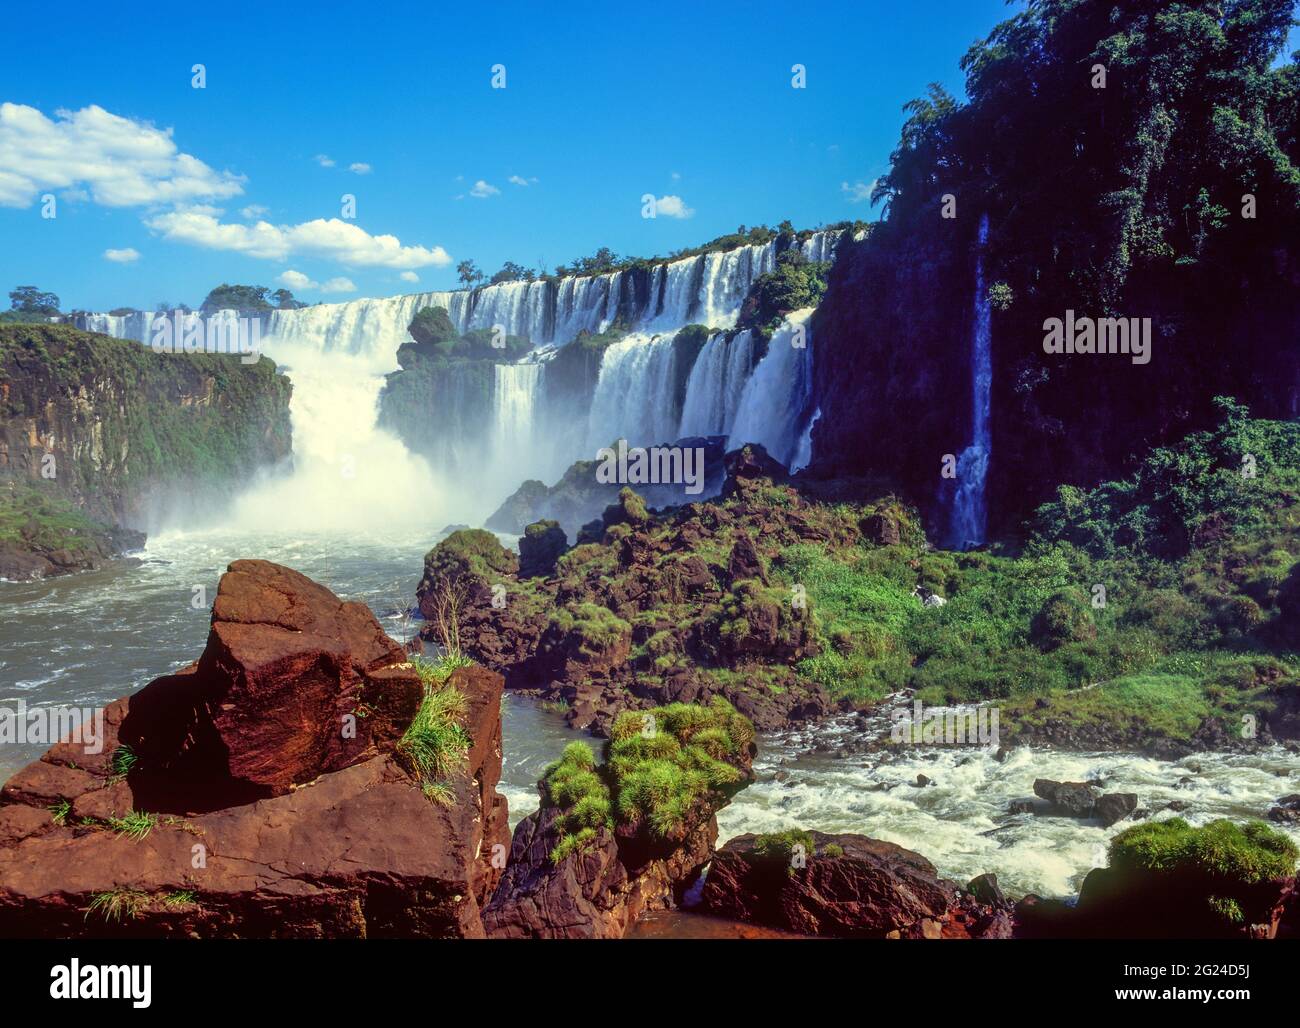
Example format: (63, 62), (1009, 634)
(276, 270), (355, 294)
(277, 269), (316, 290)
(146, 211), (452, 269)
(349, 162), (371, 175)
(103, 247), (140, 263)
(469, 179), (500, 198)
(841, 179), (877, 203)
(399, 271), (419, 283)
(240, 204), (269, 219)
(653, 194), (694, 219)
(314, 154), (335, 167)
(0, 103), (245, 209)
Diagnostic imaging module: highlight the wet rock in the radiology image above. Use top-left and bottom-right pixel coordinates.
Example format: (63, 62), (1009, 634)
(1032, 778), (1098, 818)
(1095, 792), (1139, 827)
(1268, 794), (1300, 825)
(967, 873), (1007, 907)
(700, 831), (957, 938)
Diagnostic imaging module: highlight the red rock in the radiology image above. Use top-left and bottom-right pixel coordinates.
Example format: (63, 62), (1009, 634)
(0, 561), (509, 938)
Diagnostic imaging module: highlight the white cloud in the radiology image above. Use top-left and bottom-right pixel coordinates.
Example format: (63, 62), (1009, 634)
(0, 103), (245, 209)
(399, 271), (419, 283)
(469, 179), (499, 198)
(146, 210), (452, 268)
(241, 204), (269, 219)
(507, 175), (538, 186)
(841, 179), (877, 203)
(349, 162), (371, 175)
(277, 269), (317, 290)
(103, 247), (140, 263)
(653, 194), (694, 219)
(671, 171), (681, 180)
(314, 154), (335, 167)
(276, 271), (354, 294)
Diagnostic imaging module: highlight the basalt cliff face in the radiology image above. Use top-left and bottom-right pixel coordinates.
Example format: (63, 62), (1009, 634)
(0, 560), (509, 938)
(809, 1), (1300, 541)
(0, 324), (292, 578)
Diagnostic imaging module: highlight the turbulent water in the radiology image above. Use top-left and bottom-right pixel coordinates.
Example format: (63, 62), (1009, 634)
(948, 213), (993, 548)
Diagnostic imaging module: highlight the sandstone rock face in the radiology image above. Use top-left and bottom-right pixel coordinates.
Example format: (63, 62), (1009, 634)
(0, 561), (509, 938)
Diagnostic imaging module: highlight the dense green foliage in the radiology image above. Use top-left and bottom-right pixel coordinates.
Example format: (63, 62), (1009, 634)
(1032, 398), (1300, 558)
(397, 655), (473, 807)
(200, 284), (274, 313)
(737, 249), (831, 333)
(540, 699), (754, 862)
(1107, 817), (1297, 926)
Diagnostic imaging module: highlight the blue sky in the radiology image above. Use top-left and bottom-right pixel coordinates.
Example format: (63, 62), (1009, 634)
(1, 0), (1296, 312)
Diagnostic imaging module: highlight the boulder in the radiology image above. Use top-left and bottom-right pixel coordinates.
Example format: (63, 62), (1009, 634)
(1268, 794), (1300, 825)
(0, 561), (510, 938)
(518, 519), (568, 578)
(699, 831), (958, 937)
(726, 531), (768, 587)
(1033, 778), (1099, 818)
(1096, 792), (1139, 827)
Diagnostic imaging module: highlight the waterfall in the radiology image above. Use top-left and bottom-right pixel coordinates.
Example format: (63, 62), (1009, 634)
(76, 229), (846, 517)
(727, 309), (817, 469)
(678, 331), (755, 437)
(949, 214), (993, 548)
(585, 332), (682, 450)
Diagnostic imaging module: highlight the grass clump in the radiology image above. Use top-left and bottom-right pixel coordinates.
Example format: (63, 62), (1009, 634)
(107, 810), (157, 841)
(107, 744), (137, 781)
(1110, 818), (1297, 885)
(84, 888), (148, 923)
(542, 742), (613, 863)
(399, 685), (470, 781)
(49, 799), (72, 826)
(753, 828), (816, 864)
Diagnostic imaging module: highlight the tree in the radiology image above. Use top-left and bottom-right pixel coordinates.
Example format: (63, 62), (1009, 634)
(201, 284), (271, 313)
(489, 261), (532, 285)
(9, 286), (60, 315)
(456, 260), (484, 289)
(408, 306), (459, 347)
(272, 288), (304, 310)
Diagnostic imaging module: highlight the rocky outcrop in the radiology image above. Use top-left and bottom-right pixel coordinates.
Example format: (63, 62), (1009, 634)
(487, 437), (728, 538)
(484, 803), (716, 939)
(484, 702), (755, 938)
(420, 469), (843, 735)
(0, 560), (509, 938)
(699, 831), (1012, 939)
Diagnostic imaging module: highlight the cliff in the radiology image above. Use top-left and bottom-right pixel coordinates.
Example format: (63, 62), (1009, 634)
(810, 0), (1300, 540)
(0, 323), (292, 577)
